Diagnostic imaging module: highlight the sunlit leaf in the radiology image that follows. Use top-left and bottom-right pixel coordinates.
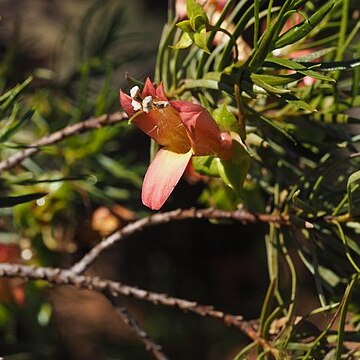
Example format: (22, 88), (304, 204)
(274, 0), (336, 49)
(186, 0), (208, 30)
(192, 155), (220, 176)
(217, 141), (251, 196)
(212, 104), (240, 133)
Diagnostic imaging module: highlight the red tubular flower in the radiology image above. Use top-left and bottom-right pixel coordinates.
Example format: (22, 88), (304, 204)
(120, 78), (232, 210)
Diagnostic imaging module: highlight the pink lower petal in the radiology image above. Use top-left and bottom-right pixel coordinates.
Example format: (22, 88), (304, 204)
(142, 148), (192, 210)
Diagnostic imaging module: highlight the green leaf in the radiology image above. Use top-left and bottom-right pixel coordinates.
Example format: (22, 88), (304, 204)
(304, 58), (360, 72)
(313, 112), (360, 124)
(171, 32), (193, 50)
(212, 104), (240, 133)
(193, 26), (210, 54)
(291, 47), (336, 61)
(274, 0), (336, 49)
(318, 266), (340, 287)
(265, 56), (336, 82)
(217, 141), (251, 196)
(176, 20), (193, 33)
(247, 0), (293, 71)
(347, 170), (360, 217)
(97, 154), (143, 187)
(173, 2), (210, 53)
(0, 108), (35, 143)
(283, 95), (317, 112)
(251, 73), (303, 86)
(244, 103), (297, 142)
(0, 76), (33, 113)
(292, 190), (316, 215)
(0, 192), (48, 208)
(182, 78), (219, 91)
(192, 156), (220, 177)
(186, 0), (208, 31)
(251, 74), (292, 94)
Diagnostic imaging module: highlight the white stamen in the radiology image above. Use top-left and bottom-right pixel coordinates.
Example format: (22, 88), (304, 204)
(154, 100), (169, 109)
(130, 85), (140, 99)
(142, 96), (153, 113)
(131, 99), (142, 111)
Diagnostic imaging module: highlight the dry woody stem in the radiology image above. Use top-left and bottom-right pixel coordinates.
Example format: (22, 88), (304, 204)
(0, 112), (128, 174)
(109, 295), (169, 360)
(72, 228), (168, 359)
(71, 207), (288, 274)
(0, 263), (275, 354)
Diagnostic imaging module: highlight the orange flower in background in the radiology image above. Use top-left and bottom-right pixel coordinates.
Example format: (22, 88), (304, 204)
(0, 244), (25, 305)
(91, 205), (136, 236)
(120, 78), (232, 210)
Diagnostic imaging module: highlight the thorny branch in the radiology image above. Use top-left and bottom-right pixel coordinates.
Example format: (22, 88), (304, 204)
(71, 207), (289, 274)
(0, 112), (128, 174)
(0, 263), (277, 356)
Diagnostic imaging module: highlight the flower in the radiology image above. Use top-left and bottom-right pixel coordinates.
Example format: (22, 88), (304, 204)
(119, 78), (232, 210)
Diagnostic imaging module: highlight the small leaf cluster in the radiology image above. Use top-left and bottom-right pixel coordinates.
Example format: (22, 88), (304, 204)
(172, 0), (211, 53)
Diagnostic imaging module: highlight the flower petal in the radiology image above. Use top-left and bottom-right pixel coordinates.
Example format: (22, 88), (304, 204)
(155, 82), (168, 101)
(170, 100), (224, 156)
(119, 90), (136, 117)
(142, 148), (192, 210)
(142, 77), (157, 98)
(133, 106), (191, 153)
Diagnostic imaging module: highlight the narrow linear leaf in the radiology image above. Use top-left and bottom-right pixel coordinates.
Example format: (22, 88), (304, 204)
(274, 0), (335, 49)
(251, 75), (292, 94)
(347, 170), (360, 217)
(265, 57), (336, 82)
(0, 76), (33, 109)
(251, 73), (303, 86)
(0, 192), (48, 208)
(0, 109), (35, 143)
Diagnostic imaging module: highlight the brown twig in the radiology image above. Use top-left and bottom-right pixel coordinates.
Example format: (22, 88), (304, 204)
(0, 111), (128, 174)
(73, 240), (169, 359)
(109, 295), (169, 360)
(71, 207), (288, 275)
(0, 263), (277, 356)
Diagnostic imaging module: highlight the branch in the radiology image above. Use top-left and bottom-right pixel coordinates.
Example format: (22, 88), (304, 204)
(109, 295), (169, 360)
(0, 112), (128, 174)
(72, 234), (169, 359)
(0, 263), (277, 355)
(71, 207), (288, 275)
